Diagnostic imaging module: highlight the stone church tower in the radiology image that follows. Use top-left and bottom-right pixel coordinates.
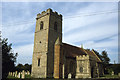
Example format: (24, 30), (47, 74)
(31, 8), (62, 78)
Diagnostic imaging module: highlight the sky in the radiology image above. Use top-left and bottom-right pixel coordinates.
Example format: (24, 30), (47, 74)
(1, 2), (118, 65)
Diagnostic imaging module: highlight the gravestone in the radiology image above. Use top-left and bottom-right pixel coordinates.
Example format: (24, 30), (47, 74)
(21, 70), (25, 79)
(15, 71), (18, 77)
(12, 72), (15, 77)
(17, 72), (20, 78)
(27, 71), (30, 75)
(112, 71), (114, 75)
(118, 73), (120, 77)
(10, 72), (12, 76)
(68, 73), (72, 79)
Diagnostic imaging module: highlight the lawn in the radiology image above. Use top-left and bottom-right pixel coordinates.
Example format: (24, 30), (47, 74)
(7, 74), (32, 79)
(7, 74), (120, 80)
(97, 74), (119, 79)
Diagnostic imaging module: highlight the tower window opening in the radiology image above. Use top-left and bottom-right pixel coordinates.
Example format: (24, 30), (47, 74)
(40, 21), (43, 30)
(54, 22), (57, 31)
(38, 58), (40, 66)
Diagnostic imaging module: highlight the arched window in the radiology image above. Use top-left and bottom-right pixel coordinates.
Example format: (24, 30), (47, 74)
(54, 22), (57, 31)
(79, 67), (83, 73)
(38, 58), (40, 66)
(40, 21), (43, 30)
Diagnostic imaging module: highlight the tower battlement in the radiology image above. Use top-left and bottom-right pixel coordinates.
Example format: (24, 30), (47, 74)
(36, 8), (62, 20)
(76, 55), (89, 60)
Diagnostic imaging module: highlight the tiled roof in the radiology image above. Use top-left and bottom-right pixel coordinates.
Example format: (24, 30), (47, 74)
(62, 43), (102, 62)
(62, 43), (87, 57)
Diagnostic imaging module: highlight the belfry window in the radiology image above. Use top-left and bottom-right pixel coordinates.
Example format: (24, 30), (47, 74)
(38, 58), (40, 66)
(40, 21), (43, 30)
(54, 22), (57, 31)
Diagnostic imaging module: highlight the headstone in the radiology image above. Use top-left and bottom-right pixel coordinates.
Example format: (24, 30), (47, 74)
(27, 71), (30, 75)
(10, 72), (12, 76)
(112, 71), (114, 75)
(15, 71), (18, 77)
(21, 70), (25, 79)
(118, 73), (120, 77)
(25, 72), (27, 75)
(12, 72), (15, 77)
(68, 73), (72, 79)
(17, 72), (20, 78)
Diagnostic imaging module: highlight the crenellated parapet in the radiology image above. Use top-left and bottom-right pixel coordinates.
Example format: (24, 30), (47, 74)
(76, 55), (89, 60)
(36, 8), (62, 20)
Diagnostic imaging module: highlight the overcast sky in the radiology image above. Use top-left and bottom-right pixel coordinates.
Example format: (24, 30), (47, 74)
(1, 2), (118, 65)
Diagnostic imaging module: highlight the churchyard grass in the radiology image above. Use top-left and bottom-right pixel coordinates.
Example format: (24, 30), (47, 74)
(7, 74), (31, 79)
(98, 74), (119, 79)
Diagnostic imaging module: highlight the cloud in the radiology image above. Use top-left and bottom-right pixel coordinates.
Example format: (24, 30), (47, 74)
(63, 23), (117, 43)
(62, 2), (118, 63)
(2, 2), (47, 25)
(63, 2), (117, 33)
(2, 2), (118, 64)
(13, 43), (34, 65)
(2, 22), (35, 46)
(62, 2), (118, 45)
(84, 36), (118, 49)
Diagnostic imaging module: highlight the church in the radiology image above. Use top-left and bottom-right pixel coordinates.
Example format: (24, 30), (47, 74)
(31, 8), (103, 78)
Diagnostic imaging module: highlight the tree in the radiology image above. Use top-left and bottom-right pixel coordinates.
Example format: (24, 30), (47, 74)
(92, 49), (110, 64)
(108, 64), (120, 74)
(2, 38), (18, 79)
(15, 63), (32, 73)
(101, 50), (110, 64)
(92, 49), (111, 74)
(101, 50), (110, 74)
(15, 64), (24, 72)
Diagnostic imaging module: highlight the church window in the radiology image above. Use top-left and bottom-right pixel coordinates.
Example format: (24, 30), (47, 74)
(79, 67), (83, 73)
(39, 41), (41, 43)
(38, 58), (40, 66)
(40, 21), (43, 30)
(54, 22), (57, 31)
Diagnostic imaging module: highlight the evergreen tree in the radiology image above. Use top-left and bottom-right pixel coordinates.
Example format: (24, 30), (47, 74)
(15, 63), (32, 73)
(2, 38), (18, 79)
(101, 50), (110, 74)
(101, 50), (110, 64)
